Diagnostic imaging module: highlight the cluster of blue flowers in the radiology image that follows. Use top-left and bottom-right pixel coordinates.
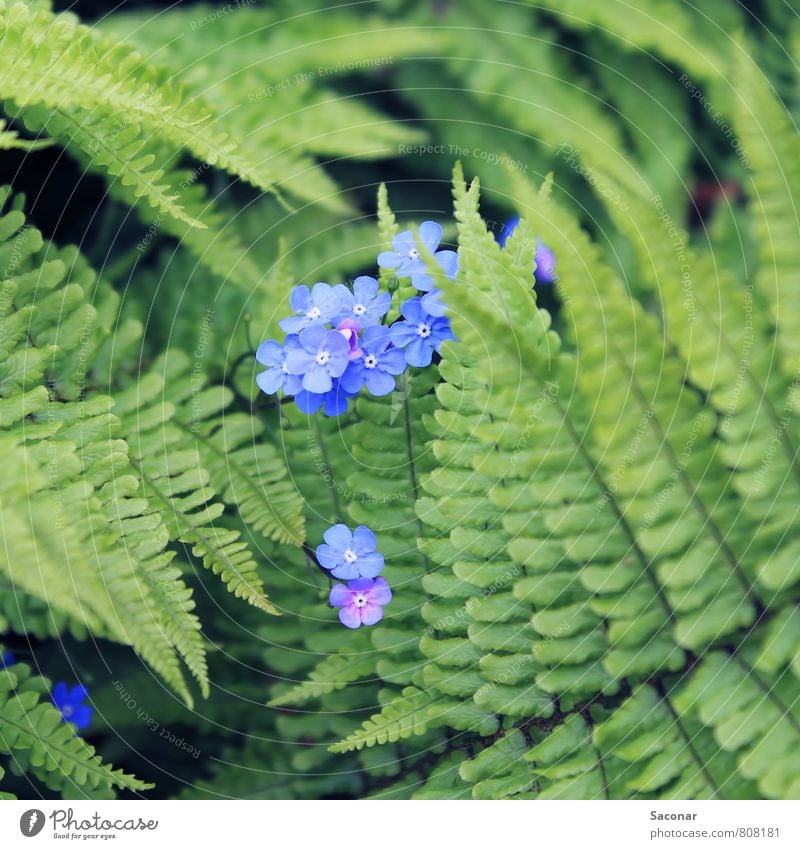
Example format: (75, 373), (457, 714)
(315, 524), (391, 629)
(256, 221), (458, 416)
(1, 650), (93, 732)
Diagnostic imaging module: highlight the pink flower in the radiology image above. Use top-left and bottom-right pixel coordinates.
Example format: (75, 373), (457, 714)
(329, 577), (392, 629)
(337, 318), (363, 360)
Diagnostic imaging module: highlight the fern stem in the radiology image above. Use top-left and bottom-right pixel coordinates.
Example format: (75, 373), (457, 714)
(552, 398), (674, 619)
(656, 681), (724, 800)
(608, 336), (761, 609)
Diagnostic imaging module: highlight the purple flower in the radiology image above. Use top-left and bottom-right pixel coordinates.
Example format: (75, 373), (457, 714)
(377, 221), (458, 292)
(1, 650), (14, 668)
(255, 335), (304, 396)
(279, 283), (345, 333)
(339, 326), (407, 396)
(329, 577), (392, 629)
(294, 377), (357, 417)
(316, 523), (384, 580)
(337, 318), (363, 361)
(333, 277), (391, 326)
(497, 217), (557, 285)
(533, 239), (557, 285)
(285, 325), (350, 393)
(51, 682), (93, 732)
(390, 297), (457, 367)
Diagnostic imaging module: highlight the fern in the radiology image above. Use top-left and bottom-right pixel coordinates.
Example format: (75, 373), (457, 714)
(0, 660), (150, 795)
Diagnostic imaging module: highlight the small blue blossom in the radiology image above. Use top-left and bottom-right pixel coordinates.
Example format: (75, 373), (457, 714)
(295, 378), (357, 417)
(378, 221), (458, 291)
(1, 650), (14, 668)
(279, 282), (346, 333)
(285, 325), (350, 393)
(391, 297), (457, 367)
(316, 523), (384, 580)
(497, 216), (520, 248)
(255, 335), (304, 396)
(330, 577), (392, 629)
(51, 682), (93, 732)
(333, 277), (391, 327)
(339, 326), (407, 397)
(420, 287), (446, 317)
(497, 217), (557, 284)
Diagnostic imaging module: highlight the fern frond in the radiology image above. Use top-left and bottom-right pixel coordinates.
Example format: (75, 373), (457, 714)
(0, 662), (150, 794)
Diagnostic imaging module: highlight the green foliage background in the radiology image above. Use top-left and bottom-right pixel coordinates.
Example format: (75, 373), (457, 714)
(1, 0), (800, 800)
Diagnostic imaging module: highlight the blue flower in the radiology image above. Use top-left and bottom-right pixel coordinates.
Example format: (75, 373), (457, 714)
(497, 217), (557, 284)
(1, 650), (14, 668)
(51, 682), (93, 732)
(339, 326), (407, 396)
(377, 221), (458, 291)
(497, 216), (520, 248)
(390, 297), (457, 367)
(333, 276), (391, 327)
(294, 377), (357, 417)
(316, 523), (384, 580)
(285, 325), (350, 393)
(279, 283), (346, 333)
(255, 335), (303, 396)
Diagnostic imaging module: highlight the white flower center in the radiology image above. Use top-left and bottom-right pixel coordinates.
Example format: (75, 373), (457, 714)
(353, 593), (368, 608)
(353, 303), (367, 316)
(364, 354), (378, 369)
(408, 248), (419, 260)
(315, 350), (330, 366)
(281, 362), (289, 373)
(417, 323), (432, 338)
(306, 306), (322, 319)
(62, 705), (74, 717)
(343, 548), (358, 563)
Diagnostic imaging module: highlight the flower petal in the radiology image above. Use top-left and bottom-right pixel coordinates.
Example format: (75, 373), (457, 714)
(339, 605), (362, 629)
(72, 706), (93, 731)
(316, 543), (341, 571)
(256, 368), (283, 395)
(391, 230), (415, 254)
(330, 561), (361, 580)
(377, 250), (402, 269)
(405, 337), (433, 368)
(294, 390), (324, 415)
(339, 362), (365, 394)
(352, 526), (377, 554)
(390, 321), (419, 348)
(400, 297), (425, 323)
(418, 221), (443, 252)
(285, 347), (315, 375)
(289, 284), (311, 312)
(370, 577), (393, 606)
(365, 368), (395, 396)
(379, 348), (407, 375)
(329, 582), (351, 608)
(255, 340), (282, 367)
(303, 365), (333, 394)
(355, 551), (384, 578)
(323, 524), (352, 549)
(435, 249), (459, 278)
(353, 276), (380, 302)
(51, 682), (69, 707)
(360, 603), (384, 626)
